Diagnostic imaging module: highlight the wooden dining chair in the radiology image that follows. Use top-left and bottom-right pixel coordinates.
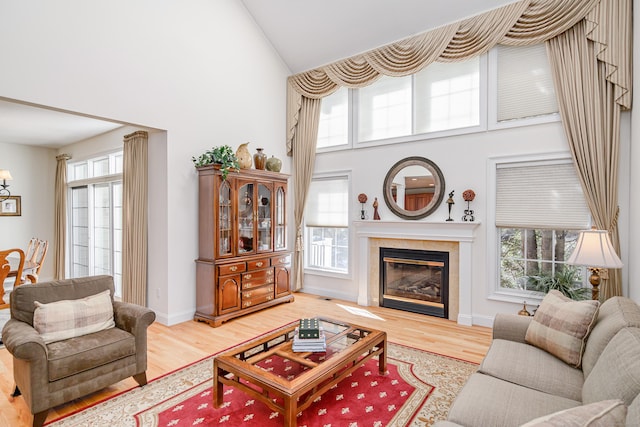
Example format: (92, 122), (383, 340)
(25, 239), (48, 283)
(0, 248), (25, 310)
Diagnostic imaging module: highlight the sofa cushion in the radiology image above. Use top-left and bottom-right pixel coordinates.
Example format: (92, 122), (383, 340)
(47, 326), (136, 381)
(33, 289), (115, 344)
(520, 400), (626, 427)
(582, 297), (640, 377)
(479, 339), (584, 401)
(447, 373), (580, 427)
(583, 327), (640, 407)
(627, 394), (640, 426)
(525, 290), (599, 367)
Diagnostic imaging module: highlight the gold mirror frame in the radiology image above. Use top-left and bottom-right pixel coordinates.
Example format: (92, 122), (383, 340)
(382, 157), (445, 220)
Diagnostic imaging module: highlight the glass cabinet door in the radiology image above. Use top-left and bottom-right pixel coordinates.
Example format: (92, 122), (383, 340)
(275, 184), (286, 250)
(218, 179), (232, 256)
(257, 183), (272, 252)
(237, 181), (254, 254)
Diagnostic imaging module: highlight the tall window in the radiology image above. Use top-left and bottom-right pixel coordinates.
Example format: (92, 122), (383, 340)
(317, 87), (349, 149)
(68, 152), (123, 296)
(495, 43), (558, 122)
(495, 159), (590, 296)
(317, 44), (557, 150)
(304, 175), (349, 273)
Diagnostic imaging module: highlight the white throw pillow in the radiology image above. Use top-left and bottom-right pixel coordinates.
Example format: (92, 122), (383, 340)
(33, 289), (115, 344)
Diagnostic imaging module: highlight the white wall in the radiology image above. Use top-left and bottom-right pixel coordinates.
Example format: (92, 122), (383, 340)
(304, 114), (633, 325)
(0, 142), (56, 281)
(0, 0), (291, 325)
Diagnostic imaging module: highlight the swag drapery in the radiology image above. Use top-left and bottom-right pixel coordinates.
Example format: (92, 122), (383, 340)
(285, 0), (631, 298)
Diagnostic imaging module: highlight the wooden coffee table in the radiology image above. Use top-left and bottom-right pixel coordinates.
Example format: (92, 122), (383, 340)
(213, 317), (387, 426)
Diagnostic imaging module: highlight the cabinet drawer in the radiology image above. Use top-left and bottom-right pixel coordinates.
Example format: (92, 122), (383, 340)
(241, 293), (275, 308)
(247, 258), (270, 271)
(218, 262), (246, 276)
(241, 268), (274, 289)
(242, 284), (274, 300)
(271, 253), (291, 266)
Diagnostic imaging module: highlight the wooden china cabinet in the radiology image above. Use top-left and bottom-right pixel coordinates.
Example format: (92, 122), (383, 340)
(194, 165), (293, 327)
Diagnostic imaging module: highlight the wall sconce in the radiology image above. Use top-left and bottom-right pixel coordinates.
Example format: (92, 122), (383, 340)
(567, 228), (623, 301)
(0, 169), (12, 202)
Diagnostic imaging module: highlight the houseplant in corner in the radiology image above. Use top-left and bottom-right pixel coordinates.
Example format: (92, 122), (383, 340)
(524, 267), (590, 301)
(192, 145), (239, 179)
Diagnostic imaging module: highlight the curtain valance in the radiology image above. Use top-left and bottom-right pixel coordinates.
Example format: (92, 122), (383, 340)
(287, 0), (629, 151)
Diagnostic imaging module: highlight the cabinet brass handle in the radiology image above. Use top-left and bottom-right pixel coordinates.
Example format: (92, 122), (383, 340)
(230, 266), (238, 272)
(245, 273), (252, 279)
(244, 292), (252, 298)
(256, 262), (263, 267)
(266, 270), (273, 276)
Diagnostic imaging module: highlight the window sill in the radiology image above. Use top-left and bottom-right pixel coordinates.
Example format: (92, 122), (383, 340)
(488, 290), (544, 307)
(304, 267), (351, 280)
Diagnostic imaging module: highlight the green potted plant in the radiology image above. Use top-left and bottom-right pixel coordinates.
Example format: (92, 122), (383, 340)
(524, 267), (590, 301)
(192, 145), (239, 179)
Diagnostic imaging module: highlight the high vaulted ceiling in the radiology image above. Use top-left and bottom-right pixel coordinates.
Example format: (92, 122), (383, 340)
(240, 0), (519, 74)
(1, 0), (517, 149)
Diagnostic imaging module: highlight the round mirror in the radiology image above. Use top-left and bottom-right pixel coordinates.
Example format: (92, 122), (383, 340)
(383, 157), (445, 220)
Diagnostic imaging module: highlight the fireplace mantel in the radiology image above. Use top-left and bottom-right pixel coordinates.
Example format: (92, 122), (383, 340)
(353, 220), (480, 326)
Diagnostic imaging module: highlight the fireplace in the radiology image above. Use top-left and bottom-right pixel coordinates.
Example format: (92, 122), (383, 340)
(379, 247), (449, 318)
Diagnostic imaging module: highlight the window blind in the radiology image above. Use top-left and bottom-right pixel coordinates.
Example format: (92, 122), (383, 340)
(496, 161), (590, 229)
(305, 177), (349, 227)
(497, 44), (558, 122)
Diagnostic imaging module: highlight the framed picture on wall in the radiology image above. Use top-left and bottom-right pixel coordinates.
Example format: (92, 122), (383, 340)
(0, 196), (21, 216)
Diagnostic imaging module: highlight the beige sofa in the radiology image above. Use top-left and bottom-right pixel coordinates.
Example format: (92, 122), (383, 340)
(436, 295), (640, 426)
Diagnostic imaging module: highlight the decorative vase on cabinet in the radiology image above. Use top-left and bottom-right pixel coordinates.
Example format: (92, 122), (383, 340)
(254, 148), (267, 170)
(194, 164), (293, 327)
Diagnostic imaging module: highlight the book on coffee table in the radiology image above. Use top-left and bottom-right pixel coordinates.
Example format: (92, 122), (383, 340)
(292, 328), (326, 352)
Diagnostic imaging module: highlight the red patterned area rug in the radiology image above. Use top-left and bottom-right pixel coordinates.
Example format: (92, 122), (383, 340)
(47, 343), (476, 427)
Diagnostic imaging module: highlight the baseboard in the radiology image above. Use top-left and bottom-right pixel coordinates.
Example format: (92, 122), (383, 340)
(155, 309), (195, 326)
(472, 314), (495, 328)
(299, 287), (357, 303)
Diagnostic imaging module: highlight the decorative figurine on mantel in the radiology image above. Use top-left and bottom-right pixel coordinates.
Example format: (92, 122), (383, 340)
(462, 189), (476, 222)
(373, 197), (381, 220)
(358, 193), (368, 220)
(446, 190), (455, 221)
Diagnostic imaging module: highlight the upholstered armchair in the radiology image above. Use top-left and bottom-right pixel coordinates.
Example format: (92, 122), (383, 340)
(1, 275), (156, 427)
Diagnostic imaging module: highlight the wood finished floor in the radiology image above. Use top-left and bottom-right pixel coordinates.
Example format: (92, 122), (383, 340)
(0, 293), (492, 426)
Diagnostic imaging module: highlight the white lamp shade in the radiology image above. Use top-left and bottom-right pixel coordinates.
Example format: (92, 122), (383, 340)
(0, 169), (12, 180)
(567, 229), (623, 269)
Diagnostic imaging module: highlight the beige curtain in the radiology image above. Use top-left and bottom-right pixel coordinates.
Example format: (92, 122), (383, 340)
(53, 154), (71, 280)
(546, 0), (631, 299)
(292, 96), (322, 291)
(285, 0), (632, 299)
(122, 131), (148, 306)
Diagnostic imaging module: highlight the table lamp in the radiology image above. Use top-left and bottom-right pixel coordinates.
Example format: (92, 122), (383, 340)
(567, 228), (623, 301)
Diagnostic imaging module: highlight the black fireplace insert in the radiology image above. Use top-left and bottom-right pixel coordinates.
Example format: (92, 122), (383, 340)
(379, 247), (449, 318)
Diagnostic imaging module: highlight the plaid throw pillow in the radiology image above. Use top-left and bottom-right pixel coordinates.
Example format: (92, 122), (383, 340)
(525, 290), (599, 368)
(33, 289), (115, 344)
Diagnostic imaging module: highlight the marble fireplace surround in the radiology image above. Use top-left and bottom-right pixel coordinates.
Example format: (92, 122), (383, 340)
(354, 220), (480, 326)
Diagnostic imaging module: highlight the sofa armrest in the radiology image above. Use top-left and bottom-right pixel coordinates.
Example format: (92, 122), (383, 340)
(112, 301), (156, 335)
(492, 313), (533, 343)
(2, 319), (48, 360)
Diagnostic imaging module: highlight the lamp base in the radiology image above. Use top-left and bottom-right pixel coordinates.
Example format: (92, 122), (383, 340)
(588, 268), (602, 301)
